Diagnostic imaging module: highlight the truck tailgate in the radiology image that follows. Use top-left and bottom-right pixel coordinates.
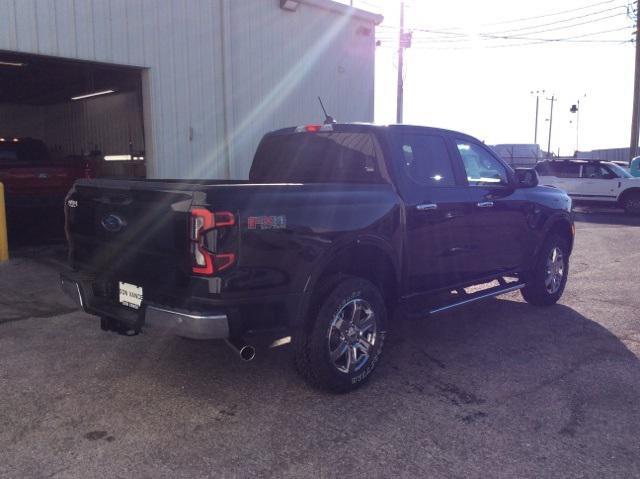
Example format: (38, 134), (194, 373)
(66, 179), (196, 291)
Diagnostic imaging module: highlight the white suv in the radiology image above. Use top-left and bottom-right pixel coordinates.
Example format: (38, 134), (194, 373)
(535, 160), (640, 216)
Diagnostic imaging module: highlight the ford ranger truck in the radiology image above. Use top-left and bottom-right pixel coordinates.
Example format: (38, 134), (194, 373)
(61, 124), (574, 392)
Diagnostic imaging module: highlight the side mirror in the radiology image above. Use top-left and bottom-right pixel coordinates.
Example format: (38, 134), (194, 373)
(515, 168), (539, 188)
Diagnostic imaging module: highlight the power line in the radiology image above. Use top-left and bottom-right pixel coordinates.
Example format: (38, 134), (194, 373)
(487, 4), (626, 34)
(379, 1), (630, 38)
(376, 26), (635, 50)
(479, 0), (620, 26)
(484, 11), (629, 38)
(484, 25), (635, 42)
(404, 11), (631, 44)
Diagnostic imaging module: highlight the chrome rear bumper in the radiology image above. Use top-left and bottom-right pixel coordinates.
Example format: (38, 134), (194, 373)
(60, 275), (230, 340)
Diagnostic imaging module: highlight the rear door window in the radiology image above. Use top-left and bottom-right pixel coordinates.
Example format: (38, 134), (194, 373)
(535, 162), (557, 176)
(396, 134), (457, 187)
(557, 162), (581, 178)
(250, 132), (383, 183)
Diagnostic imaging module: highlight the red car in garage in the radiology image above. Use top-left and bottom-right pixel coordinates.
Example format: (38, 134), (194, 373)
(0, 137), (86, 239)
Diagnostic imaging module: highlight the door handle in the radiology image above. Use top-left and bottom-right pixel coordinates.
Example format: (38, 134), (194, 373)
(477, 201), (494, 208)
(416, 203), (438, 211)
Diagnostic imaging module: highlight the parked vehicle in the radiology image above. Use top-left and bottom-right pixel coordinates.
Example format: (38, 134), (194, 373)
(61, 123), (574, 392)
(631, 156), (640, 178)
(535, 159), (640, 215)
(0, 137), (90, 243)
(0, 137), (85, 211)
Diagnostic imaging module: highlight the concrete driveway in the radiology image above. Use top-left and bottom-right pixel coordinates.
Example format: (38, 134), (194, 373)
(1, 207), (639, 479)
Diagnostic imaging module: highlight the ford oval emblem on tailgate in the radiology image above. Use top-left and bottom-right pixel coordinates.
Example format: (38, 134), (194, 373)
(101, 214), (126, 233)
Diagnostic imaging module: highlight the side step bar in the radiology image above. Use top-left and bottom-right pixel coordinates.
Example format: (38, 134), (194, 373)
(409, 282), (525, 319)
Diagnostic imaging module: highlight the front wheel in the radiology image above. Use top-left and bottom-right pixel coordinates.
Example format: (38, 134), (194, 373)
(294, 276), (387, 393)
(521, 234), (570, 306)
(623, 192), (640, 216)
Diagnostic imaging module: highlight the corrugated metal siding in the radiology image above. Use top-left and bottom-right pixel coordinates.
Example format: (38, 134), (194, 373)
(0, 0), (377, 179)
(227, 1), (375, 177)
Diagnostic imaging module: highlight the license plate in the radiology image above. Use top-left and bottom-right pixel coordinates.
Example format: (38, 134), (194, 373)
(118, 281), (143, 309)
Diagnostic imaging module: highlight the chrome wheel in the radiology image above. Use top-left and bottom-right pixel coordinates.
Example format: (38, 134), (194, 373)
(327, 299), (377, 374)
(545, 246), (565, 294)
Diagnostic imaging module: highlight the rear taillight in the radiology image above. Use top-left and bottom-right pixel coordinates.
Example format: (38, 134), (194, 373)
(190, 208), (236, 276)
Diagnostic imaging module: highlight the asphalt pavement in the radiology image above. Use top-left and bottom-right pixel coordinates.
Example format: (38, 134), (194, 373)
(1, 206), (639, 479)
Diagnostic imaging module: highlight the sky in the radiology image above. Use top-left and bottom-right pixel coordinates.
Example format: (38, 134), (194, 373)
(342, 0), (637, 155)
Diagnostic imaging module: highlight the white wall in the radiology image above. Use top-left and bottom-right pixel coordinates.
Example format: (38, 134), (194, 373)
(0, 93), (145, 158)
(0, 0), (379, 179)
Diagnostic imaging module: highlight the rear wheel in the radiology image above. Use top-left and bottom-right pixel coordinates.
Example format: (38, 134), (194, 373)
(623, 192), (640, 216)
(521, 234), (570, 306)
(294, 276), (387, 393)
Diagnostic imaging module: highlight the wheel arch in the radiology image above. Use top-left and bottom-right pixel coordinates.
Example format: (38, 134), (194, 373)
(618, 187), (640, 205)
(299, 236), (401, 325)
(542, 214), (575, 254)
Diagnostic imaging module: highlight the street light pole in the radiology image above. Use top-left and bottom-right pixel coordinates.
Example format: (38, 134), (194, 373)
(570, 94), (586, 154)
(576, 99), (581, 152)
(396, 1), (405, 123)
(629, 2), (640, 164)
(546, 95), (556, 158)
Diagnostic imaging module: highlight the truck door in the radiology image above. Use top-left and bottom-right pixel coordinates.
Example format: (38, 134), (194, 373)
(452, 138), (533, 276)
(576, 163), (620, 201)
(393, 132), (477, 294)
(553, 162), (582, 197)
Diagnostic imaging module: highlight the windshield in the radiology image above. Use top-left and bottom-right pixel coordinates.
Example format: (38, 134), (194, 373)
(608, 163), (633, 178)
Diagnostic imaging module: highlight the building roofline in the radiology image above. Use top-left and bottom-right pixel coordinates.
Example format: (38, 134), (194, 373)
(299, 0), (384, 25)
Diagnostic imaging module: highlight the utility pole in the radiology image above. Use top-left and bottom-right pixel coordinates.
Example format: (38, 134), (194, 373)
(629, 3), (640, 164)
(397, 1), (405, 123)
(531, 90), (544, 145)
(546, 95), (556, 158)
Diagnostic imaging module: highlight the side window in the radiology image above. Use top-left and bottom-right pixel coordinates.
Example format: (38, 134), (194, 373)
(398, 134), (457, 187)
(535, 161), (559, 176)
(557, 163), (581, 178)
(582, 164), (613, 179)
(455, 140), (508, 186)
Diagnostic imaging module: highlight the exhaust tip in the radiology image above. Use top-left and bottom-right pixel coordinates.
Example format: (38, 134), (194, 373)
(239, 345), (256, 362)
(225, 339), (256, 361)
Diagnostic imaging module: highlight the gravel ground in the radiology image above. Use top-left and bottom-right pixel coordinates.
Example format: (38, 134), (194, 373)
(1, 206), (639, 479)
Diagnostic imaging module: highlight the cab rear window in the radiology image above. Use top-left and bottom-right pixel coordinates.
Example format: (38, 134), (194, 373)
(250, 132), (383, 183)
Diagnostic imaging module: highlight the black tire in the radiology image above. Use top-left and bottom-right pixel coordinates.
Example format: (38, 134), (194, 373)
(623, 192), (640, 216)
(521, 234), (570, 306)
(294, 276), (387, 393)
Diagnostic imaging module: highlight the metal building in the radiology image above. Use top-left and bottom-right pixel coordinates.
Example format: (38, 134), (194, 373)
(0, 0), (382, 178)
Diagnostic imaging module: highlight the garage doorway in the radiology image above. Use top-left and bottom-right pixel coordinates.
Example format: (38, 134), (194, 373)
(0, 52), (146, 248)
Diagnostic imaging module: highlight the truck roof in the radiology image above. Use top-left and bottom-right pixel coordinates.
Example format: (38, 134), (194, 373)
(266, 123), (478, 142)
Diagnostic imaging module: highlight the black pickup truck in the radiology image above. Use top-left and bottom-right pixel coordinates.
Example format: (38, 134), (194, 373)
(61, 123), (574, 392)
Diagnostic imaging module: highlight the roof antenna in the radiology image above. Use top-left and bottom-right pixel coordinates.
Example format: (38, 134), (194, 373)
(318, 97), (336, 125)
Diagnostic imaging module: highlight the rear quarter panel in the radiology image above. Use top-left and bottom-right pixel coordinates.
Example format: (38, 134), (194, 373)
(200, 183), (402, 299)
